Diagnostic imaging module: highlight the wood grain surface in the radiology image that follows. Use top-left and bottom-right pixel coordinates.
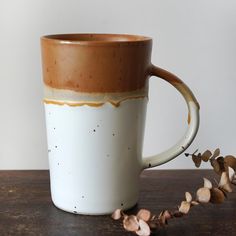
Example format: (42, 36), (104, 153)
(0, 170), (235, 236)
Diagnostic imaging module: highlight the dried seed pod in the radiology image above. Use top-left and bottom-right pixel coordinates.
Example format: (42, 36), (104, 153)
(173, 210), (184, 218)
(211, 148), (220, 160)
(179, 201), (191, 214)
(191, 200), (199, 206)
(123, 215), (139, 232)
(203, 178), (213, 189)
(217, 156), (227, 173)
(162, 210), (172, 220)
(148, 221), (158, 230)
(201, 150), (212, 162)
(219, 172), (232, 193)
(111, 209), (122, 220)
(157, 210), (171, 225)
(137, 209), (151, 222)
(232, 177), (236, 185)
(196, 187), (211, 203)
(210, 188), (225, 204)
(192, 153), (202, 168)
(150, 215), (156, 221)
(224, 155), (236, 172)
(210, 156), (227, 175)
(228, 166), (235, 182)
(185, 192), (192, 202)
(135, 219), (151, 236)
(158, 215), (167, 226)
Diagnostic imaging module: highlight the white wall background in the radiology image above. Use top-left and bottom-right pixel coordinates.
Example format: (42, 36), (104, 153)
(0, 0), (235, 169)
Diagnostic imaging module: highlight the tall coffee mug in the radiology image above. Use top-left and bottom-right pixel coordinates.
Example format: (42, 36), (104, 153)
(41, 34), (200, 215)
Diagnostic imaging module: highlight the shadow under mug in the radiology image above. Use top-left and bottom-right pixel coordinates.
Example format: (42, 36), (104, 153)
(41, 33), (200, 215)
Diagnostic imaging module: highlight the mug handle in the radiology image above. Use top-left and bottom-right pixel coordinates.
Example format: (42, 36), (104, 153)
(142, 64), (200, 169)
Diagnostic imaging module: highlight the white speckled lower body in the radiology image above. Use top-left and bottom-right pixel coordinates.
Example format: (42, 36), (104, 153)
(44, 98), (147, 215)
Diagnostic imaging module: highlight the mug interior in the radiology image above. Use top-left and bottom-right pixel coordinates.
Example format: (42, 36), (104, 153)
(42, 33), (152, 44)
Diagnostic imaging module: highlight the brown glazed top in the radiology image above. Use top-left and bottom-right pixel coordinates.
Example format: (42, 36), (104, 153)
(41, 34), (152, 93)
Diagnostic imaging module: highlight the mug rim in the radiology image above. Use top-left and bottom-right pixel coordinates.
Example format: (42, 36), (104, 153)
(41, 33), (152, 45)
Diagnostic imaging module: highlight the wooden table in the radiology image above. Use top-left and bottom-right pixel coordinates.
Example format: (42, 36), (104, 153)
(0, 170), (235, 236)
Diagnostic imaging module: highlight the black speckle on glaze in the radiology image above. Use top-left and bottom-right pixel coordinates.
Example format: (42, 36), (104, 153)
(48, 149), (51, 153)
(57, 163), (59, 166)
(53, 127), (56, 130)
(112, 133), (115, 136)
(82, 196), (85, 199)
(128, 147), (131, 150)
(106, 154), (110, 157)
(97, 125), (100, 128)
(93, 129), (96, 132)
(74, 206), (77, 209)
(73, 211), (77, 214)
(121, 203), (124, 207)
(148, 163), (152, 168)
(55, 146), (58, 148)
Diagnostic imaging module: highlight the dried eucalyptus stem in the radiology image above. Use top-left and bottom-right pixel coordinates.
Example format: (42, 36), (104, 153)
(111, 148), (236, 236)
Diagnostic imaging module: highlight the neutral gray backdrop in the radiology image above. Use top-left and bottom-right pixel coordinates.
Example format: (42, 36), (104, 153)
(0, 0), (235, 169)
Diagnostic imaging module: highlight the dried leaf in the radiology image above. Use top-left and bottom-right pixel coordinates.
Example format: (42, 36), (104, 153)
(196, 187), (211, 203)
(210, 159), (220, 175)
(219, 172), (232, 193)
(123, 215), (139, 232)
(173, 211), (184, 217)
(232, 177), (236, 185)
(224, 155), (236, 172)
(137, 209), (151, 222)
(158, 211), (166, 225)
(203, 178), (212, 189)
(192, 153), (202, 168)
(217, 156), (227, 172)
(179, 201), (191, 214)
(211, 157), (226, 175)
(228, 166), (235, 182)
(211, 148), (220, 160)
(162, 210), (172, 220)
(210, 188), (225, 204)
(185, 192), (192, 202)
(158, 215), (167, 226)
(136, 219), (151, 236)
(150, 215), (156, 221)
(111, 209), (122, 220)
(148, 221), (158, 230)
(201, 150), (212, 162)
(157, 210), (171, 225)
(191, 201), (199, 206)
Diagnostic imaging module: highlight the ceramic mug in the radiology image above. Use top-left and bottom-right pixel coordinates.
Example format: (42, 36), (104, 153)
(41, 34), (200, 215)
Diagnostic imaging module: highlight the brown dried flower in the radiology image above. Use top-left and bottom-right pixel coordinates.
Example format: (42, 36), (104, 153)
(111, 209), (122, 220)
(219, 171), (232, 193)
(192, 153), (202, 167)
(196, 187), (211, 203)
(111, 148), (236, 235)
(179, 201), (191, 214)
(137, 209), (151, 222)
(224, 155), (236, 172)
(135, 219), (150, 236)
(210, 188), (225, 204)
(123, 215), (140, 232)
(201, 150), (212, 162)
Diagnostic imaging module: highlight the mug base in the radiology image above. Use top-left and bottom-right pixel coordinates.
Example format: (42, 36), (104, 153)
(51, 198), (138, 216)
